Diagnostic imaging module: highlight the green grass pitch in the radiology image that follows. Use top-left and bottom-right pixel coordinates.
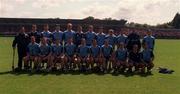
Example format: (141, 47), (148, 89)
(0, 37), (180, 94)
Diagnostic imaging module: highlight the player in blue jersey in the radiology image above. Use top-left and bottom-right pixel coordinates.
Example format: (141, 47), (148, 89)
(38, 37), (52, 71)
(142, 29), (155, 51)
(63, 23), (75, 43)
(52, 25), (63, 44)
(105, 29), (117, 48)
(141, 43), (154, 73)
(85, 25), (96, 46)
(101, 39), (113, 72)
(116, 30), (127, 47)
(77, 38), (90, 71)
(88, 39), (101, 71)
(114, 42), (128, 73)
(50, 39), (64, 70)
(96, 27), (106, 47)
(23, 36), (40, 70)
(41, 24), (52, 45)
(64, 37), (76, 70)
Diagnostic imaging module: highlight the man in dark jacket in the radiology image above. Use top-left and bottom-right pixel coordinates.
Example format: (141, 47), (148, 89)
(126, 30), (141, 52)
(12, 27), (29, 70)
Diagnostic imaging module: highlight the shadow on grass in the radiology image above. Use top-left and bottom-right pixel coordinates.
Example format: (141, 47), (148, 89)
(139, 72), (153, 77)
(0, 70), (154, 77)
(109, 71), (154, 77)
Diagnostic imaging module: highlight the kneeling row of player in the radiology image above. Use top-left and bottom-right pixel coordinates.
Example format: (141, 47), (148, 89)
(23, 36), (154, 73)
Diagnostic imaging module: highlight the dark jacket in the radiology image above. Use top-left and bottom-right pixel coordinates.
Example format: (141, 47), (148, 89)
(126, 33), (141, 51)
(28, 31), (41, 43)
(12, 33), (29, 53)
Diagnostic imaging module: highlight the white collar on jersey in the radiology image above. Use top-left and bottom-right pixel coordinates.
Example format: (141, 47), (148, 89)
(42, 30), (50, 33)
(54, 30), (62, 32)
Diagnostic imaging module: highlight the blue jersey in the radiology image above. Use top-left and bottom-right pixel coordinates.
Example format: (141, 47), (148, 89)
(39, 44), (51, 56)
(101, 45), (113, 57)
(27, 43), (40, 56)
(117, 34), (127, 45)
(78, 45), (89, 57)
(64, 43), (76, 56)
(143, 36), (155, 50)
(51, 44), (63, 56)
(90, 46), (101, 57)
(52, 31), (63, 42)
(63, 30), (75, 43)
(41, 31), (52, 45)
(85, 31), (96, 46)
(141, 49), (154, 62)
(41, 31), (52, 39)
(115, 48), (128, 61)
(105, 35), (117, 46)
(96, 33), (106, 46)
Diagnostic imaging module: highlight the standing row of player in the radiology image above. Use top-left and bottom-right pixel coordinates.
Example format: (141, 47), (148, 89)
(29, 23), (127, 48)
(28, 23), (154, 51)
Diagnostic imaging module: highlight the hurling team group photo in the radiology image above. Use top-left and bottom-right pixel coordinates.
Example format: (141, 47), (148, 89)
(1, 0), (180, 94)
(12, 23), (155, 74)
